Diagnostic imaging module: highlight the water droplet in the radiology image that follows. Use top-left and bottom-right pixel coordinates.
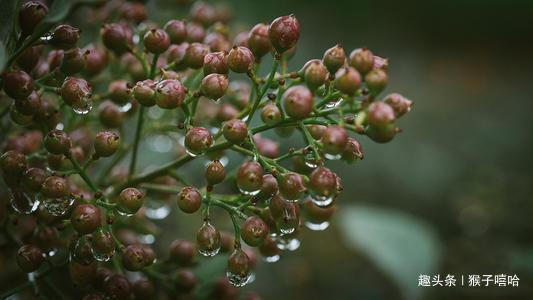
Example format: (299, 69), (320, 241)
(276, 205), (299, 234)
(210, 127), (220, 134)
(139, 234), (156, 244)
(43, 195), (75, 216)
(305, 221), (330, 231)
(118, 102), (132, 112)
(144, 200), (171, 220)
(116, 208), (135, 217)
(277, 237), (300, 251)
(204, 156), (228, 167)
(197, 221), (221, 257)
(309, 194), (334, 207)
(185, 148), (200, 157)
(90, 246), (115, 262)
(264, 254), (280, 263)
(325, 98), (343, 109)
(304, 154), (320, 169)
(55, 123), (65, 130)
(148, 134), (173, 153)
(238, 187), (261, 196)
(324, 153), (342, 160)
(72, 96), (93, 115)
(226, 270), (251, 287)
(90, 231), (115, 262)
(10, 190), (40, 214)
(71, 237), (94, 265)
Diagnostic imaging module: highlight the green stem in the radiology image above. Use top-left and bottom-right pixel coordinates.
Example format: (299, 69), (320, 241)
(246, 59), (280, 125)
(128, 106), (145, 178)
(69, 157), (98, 192)
(299, 121), (321, 162)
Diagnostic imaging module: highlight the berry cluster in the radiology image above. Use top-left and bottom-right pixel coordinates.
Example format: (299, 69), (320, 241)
(0, 1), (412, 299)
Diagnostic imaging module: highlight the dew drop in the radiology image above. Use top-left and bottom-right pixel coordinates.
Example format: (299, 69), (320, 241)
(72, 96), (93, 115)
(310, 194), (334, 207)
(264, 255), (280, 263)
(226, 270), (251, 287)
(305, 221), (330, 231)
(325, 98), (343, 109)
(118, 102), (132, 112)
(238, 187), (261, 196)
(324, 153), (342, 160)
(277, 237), (300, 251)
(197, 221), (221, 257)
(143, 200), (171, 220)
(43, 195), (75, 216)
(10, 190), (40, 214)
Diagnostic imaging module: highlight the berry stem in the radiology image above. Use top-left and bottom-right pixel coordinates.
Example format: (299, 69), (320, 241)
(128, 106), (145, 178)
(69, 156), (99, 193)
(246, 58), (280, 125)
(299, 121), (322, 162)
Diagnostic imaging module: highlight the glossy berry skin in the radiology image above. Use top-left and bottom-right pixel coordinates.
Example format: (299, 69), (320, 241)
(205, 160), (226, 185)
(50, 25), (80, 50)
(261, 103), (281, 125)
(108, 80), (131, 105)
(384, 93), (412, 117)
(227, 248), (250, 278)
(22, 167), (46, 192)
(201, 73), (229, 100)
(122, 245), (146, 271)
(71, 204), (101, 234)
(61, 77), (91, 106)
(17, 46), (41, 73)
(94, 131), (120, 157)
(204, 32), (231, 52)
(91, 230), (115, 257)
(185, 22), (206, 43)
(321, 125), (349, 155)
(366, 123), (396, 144)
(196, 222), (221, 254)
(256, 174), (279, 202)
(367, 102), (396, 128)
(303, 59), (328, 91)
(334, 66), (361, 96)
(61, 47), (87, 75)
(203, 51), (229, 75)
(19, 1), (48, 36)
(323, 44), (346, 73)
(0, 150), (27, 176)
(169, 239), (196, 265)
(228, 46), (254, 73)
(84, 44), (108, 77)
(177, 186), (202, 213)
(41, 176), (68, 198)
(184, 43), (210, 69)
(44, 129), (71, 155)
(17, 244), (44, 273)
(98, 101), (124, 128)
(278, 172), (306, 201)
(349, 48), (375, 74)
(365, 68), (388, 94)
(248, 23), (272, 59)
(101, 23), (133, 55)
(184, 127), (213, 155)
(236, 161), (264, 194)
(241, 216), (269, 247)
(309, 167), (337, 197)
(308, 124), (326, 140)
(3, 70), (34, 100)
(118, 187), (144, 215)
(342, 137), (364, 163)
(104, 274), (131, 300)
(164, 20), (187, 44)
(283, 85), (313, 120)
(143, 29), (171, 54)
(175, 269), (197, 292)
(303, 200), (336, 223)
(222, 119), (248, 144)
(155, 79), (186, 109)
(132, 80), (156, 107)
(268, 15), (300, 53)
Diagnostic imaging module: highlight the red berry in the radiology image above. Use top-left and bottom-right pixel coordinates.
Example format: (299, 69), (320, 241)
(177, 186), (202, 213)
(222, 119), (248, 144)
(61, 77), (91, 106)
(334, 66), (361, 96)
(118, 187), (144, 215)
(278, 172), (306, 201)
(143, 28), (171, 54)
(342, 137), (364, 162)
(19, 1), (48, 36)
(367, 101), (395, 128)
(268, 15), (300, 53)
(184, 127), (213, 156)
(122, 244), (147, 271)
(184, 42), (210, 69)
(71, 204), (101, 234)
(101, 23), (133, 55)
(201, 73), (229, 100)
(94, 131), (120, 157)
(321, 125), (348, 156)
(164, 20), (187, 44)
(383, 93), (412, 117)
(3, 70), (34, 100)
(303, 59), (328, 91)
(241, 216), (268, 247)
(15, 91), (41, 116)
(228, 46), (254, 73)
(309, 167), (337, 198)
(349, 48), (374, 74)
(185, 22), (206, 43)
(205, 160), (226, 185)
(169, 239), (196, 265)
(236, 161), (264, 195)
(50, 24), (80, 50)
(203, 51), (229, 75)
(155, 79), (186, 109)
(17, 244), (44, 272)
(323, 44), (346, 73)
(365, 68), (388, 94)
(283, 85), (313, 119)
(44, 129), (71, 155)
(41, 176), (68, 198)
(248, 23), (272, 59)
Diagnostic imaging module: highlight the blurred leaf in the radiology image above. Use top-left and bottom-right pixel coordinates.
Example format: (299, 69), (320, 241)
(338, 205), (442, 300)
(0, 41), (6, 71)
(192, 254), (228, 299)
(0, 0), (20, 44)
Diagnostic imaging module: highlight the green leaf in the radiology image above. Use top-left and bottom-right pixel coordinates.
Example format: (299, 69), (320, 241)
(192, 255), (228, 299)
(0, 41), (6, 71)
(0, 0), (20, 44)
(338, 205), (442, 300)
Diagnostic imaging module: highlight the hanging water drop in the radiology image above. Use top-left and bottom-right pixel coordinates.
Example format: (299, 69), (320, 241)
(43, 195), (75, 216)
(10, 190), (40, 214)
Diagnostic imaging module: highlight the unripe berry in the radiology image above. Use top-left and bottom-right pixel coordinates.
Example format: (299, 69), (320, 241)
(349, 48), (374, 74)
(104, 274), (131, 300)
(98, 101), (124, 128)
(61, 47), (88, 75)
(268, 15), (300, 53)
(119, 2), (147, 24)
(303, 59), (328, 91)
(3, 70), (34, 99)
(164, 20), (187, 44)
(283, 85), (313, 119)
(228, 46), (254, 73)
(256, 174), (278, 202)
(176, 269), (197, 292)
(17, 46), (41, 73)
(71, 204), (101, 234)
(334, 66), (361, 96)
(15, 91), (41, 116)
(308, 124), (326, 140)
(203, 51), (229, 75)
(217, 103), (239, 122)
(94, 131), (120, 157)
(254, 135), (280, 158)
(184, 127), (213, 156)
(184, 42), (210, 69)
(323, 44), (346, 73)
(309, 167), (337, 198)
(155, 79), (186, 109)
(122, 244), (146, 271)
(241, 216), (268, 247)
(50, 25), (80, 50)
(190, 1), (216, 26)
(233, 31), (249, 48)
(44, 129), (71, 155)
(19, 1), (48, 35)
(118, 187), (144, 215)
(248, 23), (272, 59)
(204, 32), (231, 52)
(342, 137), (364, 162)
(132, 278), (155, 299)
(383, 93), (412, 117)
(22, 167), (46, 192)
(367, 101), (395, 128)
(101, 23), (133, 55)
(41, 176), (68, 198)
(261, 103), (281, 125)
(366, 123), (396, 143)
(143, 29), (170, 54)
(365, 68), (388, 94)
(222, 119), (248, 144)
(201, 73), (229, 100)
(186, 22), (206, 43)
(373, 55), (389, 70)
(91, 230), (115, 259)
(258, 235), (279, 258)
(303, 200), (336, 224)
(236, 161), (264, 195)
(177, 186), (202, 213)
(84, 44), (108, 77)
(169, 239), (196, 265)
(132, 80), (156, 107)
(227, 248), (250, 286)
(321, 125), (348, 155)
(17, 244), (43, 272)
(206, 160), (226, 185)
(197, 221), (221, 256)
(108, 80), (131, 105)
(278, 172), (306, 201)
(61, 77), (92, 106)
